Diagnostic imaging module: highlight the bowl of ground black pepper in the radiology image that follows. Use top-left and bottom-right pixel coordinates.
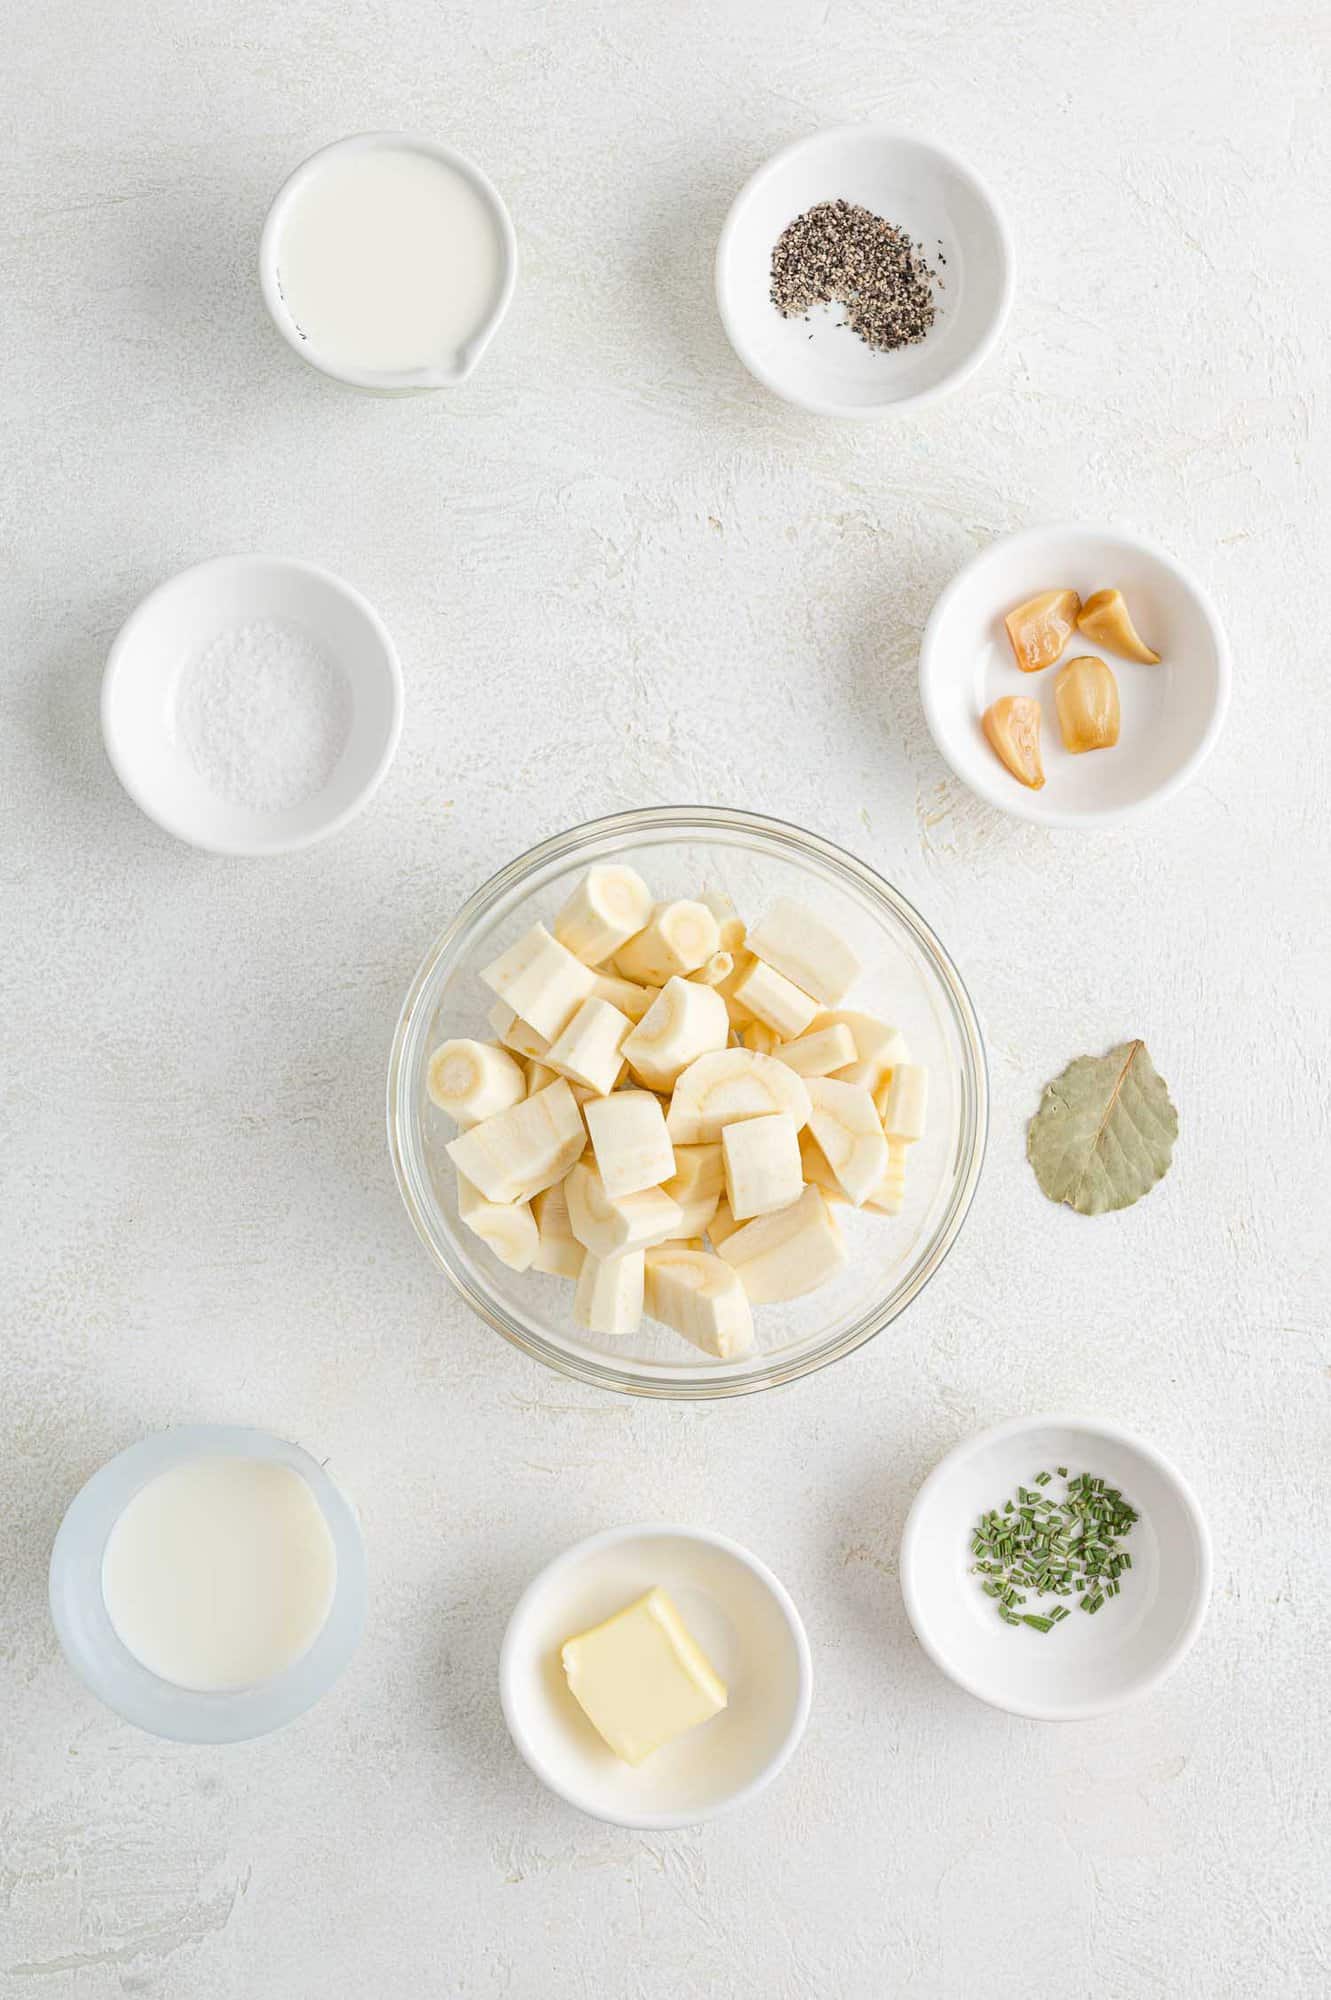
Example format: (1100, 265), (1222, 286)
(716, 127), (1012, 417)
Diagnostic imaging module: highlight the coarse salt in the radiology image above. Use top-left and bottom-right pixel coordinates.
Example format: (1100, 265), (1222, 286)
(171, 621), (352, 813)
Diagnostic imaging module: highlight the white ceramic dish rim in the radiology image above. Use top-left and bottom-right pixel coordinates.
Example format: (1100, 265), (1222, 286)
(899, 1413), (1213, 1721)
(918, 524), (1233, 828)
(100, 554), (405, 856)
(714, 124), (1015, 418)
(48, 1424), (368, 1742)
(259, 130), (519, 391)
(386, 804), (990, 1401)
(498, 1522), (814, 1830)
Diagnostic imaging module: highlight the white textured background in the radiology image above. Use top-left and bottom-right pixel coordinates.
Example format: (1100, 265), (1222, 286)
(2, 1), (1329, 1994)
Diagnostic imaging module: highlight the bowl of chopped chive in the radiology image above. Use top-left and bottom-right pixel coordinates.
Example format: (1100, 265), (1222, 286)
(900, 1416), (1210, 1720)
(715, 127), (1012, 416)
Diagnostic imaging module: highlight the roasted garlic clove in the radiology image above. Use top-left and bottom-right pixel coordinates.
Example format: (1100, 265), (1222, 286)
(1003, 589), (1080, 674)
(1055, 656), (1120, 753)
(1077, 588), (1160, 664)
(983, 696), (1045, 789)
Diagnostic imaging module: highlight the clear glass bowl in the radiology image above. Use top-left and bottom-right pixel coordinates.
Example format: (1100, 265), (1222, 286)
(388, 807), (987, 1399)
(48, 1425), (366, 1742)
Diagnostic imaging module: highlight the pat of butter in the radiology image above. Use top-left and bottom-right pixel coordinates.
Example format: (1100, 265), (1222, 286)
(561, 1587), (727, 1766)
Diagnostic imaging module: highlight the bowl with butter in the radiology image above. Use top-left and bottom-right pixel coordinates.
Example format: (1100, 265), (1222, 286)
(499, 1524), (812, 1828)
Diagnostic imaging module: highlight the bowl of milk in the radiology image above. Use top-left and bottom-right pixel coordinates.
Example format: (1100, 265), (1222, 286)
(261, 132), (517, 392)
(49, 1426), (366, 1741)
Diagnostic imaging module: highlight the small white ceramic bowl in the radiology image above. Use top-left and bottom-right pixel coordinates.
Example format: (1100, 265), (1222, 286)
(260, 132), (517, 393)
(900, 1416), (1211, 1721)
(716, 127), (1012, 416)
(49, 1425), (367, 1743)
(500, 1525), (812, 1828)
(102, 555), (403, 855)
(919, 525), (1231, 827)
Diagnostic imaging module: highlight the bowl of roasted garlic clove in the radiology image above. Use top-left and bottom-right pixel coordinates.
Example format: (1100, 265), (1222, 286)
(918, 526), (1231, 827)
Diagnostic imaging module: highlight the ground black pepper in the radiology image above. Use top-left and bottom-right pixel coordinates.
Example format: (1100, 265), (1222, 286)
(770, 199), (939, 353)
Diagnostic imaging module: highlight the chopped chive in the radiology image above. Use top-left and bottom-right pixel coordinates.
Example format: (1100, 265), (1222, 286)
(973, 1470), (1139, 1634)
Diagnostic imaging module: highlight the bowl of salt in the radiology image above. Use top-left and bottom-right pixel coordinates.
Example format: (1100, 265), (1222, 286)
(101, 556), (404, 855)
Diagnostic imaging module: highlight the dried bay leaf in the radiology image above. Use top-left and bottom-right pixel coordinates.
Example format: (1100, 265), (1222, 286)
(1027, 1040), (1177, 1216)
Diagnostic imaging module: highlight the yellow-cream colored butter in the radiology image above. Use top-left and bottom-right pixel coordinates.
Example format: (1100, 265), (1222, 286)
(561, 1587), (727, 1765)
